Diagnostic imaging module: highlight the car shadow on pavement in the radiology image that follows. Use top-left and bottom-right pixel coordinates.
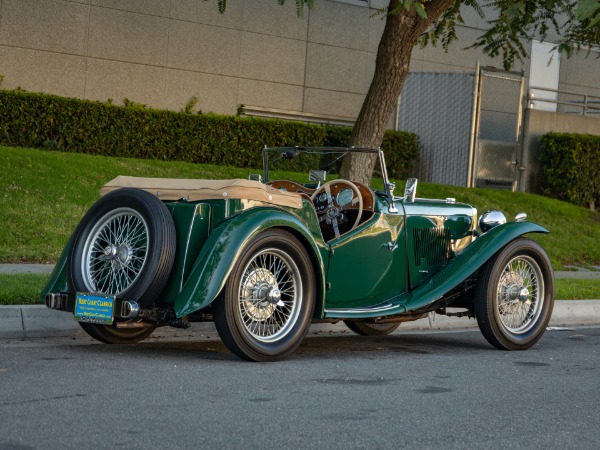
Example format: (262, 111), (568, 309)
(64, 331), (493, 362)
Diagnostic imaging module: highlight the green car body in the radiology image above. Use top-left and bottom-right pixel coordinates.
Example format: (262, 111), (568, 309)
(42, 147), (554, 361)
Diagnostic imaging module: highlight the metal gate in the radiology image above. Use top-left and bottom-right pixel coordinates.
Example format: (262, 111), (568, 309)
(395, 65), (524, 190)
(472, 66), (525, 190)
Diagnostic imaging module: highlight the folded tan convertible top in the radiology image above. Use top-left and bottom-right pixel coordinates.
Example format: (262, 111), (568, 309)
(101, 176), (303, 209)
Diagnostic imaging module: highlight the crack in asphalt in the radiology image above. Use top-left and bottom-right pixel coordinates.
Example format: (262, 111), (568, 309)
(0, 393), (87, 407)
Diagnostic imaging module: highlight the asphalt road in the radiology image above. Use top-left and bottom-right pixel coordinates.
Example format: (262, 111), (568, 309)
(1, 327), (599, 449)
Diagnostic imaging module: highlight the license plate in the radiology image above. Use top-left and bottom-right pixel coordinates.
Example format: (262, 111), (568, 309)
(74, 293), (115, 325)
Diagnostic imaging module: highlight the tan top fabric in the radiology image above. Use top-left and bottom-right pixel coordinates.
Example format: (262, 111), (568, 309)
(101, 176), (303, 209)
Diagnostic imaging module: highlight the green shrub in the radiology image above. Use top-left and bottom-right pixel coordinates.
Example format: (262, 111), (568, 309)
(540, 132), (600, 209)
(0, 89), (418, 175)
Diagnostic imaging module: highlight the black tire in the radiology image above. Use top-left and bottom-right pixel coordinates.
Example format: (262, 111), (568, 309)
(213, 229), (316, 361)
(68, 188), (175, 344)
(474, 238), (554, 350)
(79, 322), (156, 344)
(343, 320), (400, 336)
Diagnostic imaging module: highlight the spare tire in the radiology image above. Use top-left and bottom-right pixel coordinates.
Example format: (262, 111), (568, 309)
(68, 188), (176, 308)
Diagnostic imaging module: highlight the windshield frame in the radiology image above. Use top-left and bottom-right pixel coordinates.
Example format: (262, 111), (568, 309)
(261, 146), (398, 212)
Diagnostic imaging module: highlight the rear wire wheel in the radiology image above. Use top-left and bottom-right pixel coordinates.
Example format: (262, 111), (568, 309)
(213, 229), (316, 361)
(474, 238), (554, 350)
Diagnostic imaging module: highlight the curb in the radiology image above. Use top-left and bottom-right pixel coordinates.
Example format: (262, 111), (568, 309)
(2, 300), (600, 340)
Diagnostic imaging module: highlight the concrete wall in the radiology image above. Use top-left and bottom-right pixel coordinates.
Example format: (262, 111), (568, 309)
(520, 109), (600, 193)
(0, 0), (520, 120)
(1, 1), (600, 128)
(0, 0), (389, 118)
(559, 50), (600, 100)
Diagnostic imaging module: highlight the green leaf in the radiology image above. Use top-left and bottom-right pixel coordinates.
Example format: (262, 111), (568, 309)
(576, 0), (600, 21)
(414, 2), (427, 19)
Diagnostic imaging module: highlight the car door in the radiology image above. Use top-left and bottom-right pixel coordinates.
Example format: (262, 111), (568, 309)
(324, 210), (407, 309)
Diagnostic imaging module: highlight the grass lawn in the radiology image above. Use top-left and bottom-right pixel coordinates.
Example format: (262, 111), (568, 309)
(0, 274), (48, 305)
(1, 274), (597, 305)
(1, 145), (599, 269)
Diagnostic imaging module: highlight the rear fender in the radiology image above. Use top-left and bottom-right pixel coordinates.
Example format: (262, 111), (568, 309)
(39, 235), (72, 302)
(404, 221), (549, 312)
(173, 206), (327, 318)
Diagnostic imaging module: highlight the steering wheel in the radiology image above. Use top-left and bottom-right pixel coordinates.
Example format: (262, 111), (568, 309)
(310, 180), (363, 239)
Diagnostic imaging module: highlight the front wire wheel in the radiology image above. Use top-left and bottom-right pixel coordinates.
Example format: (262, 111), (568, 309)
(214, 229), (316, 361)
(496, 255), (544, 333)
(474, 238), (554, 350)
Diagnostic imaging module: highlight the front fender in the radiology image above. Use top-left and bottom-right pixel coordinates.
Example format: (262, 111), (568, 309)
(404, 221), (549, 312)
(173, 206), (327, 318)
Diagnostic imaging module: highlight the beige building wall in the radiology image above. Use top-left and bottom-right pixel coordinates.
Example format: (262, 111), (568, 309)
(1, 0), (599, 120)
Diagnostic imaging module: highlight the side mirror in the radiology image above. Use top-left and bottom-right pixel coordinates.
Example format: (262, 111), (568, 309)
(404, 178), (418, 203)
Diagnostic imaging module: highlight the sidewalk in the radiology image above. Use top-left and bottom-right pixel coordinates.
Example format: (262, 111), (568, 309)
(0, 264), (57, 274)
(1, 264), (599, 340)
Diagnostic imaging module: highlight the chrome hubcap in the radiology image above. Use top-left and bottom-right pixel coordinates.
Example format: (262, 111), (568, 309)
(238, 249), (302, 342)
(496, 256), (544, 333)
(103, 243), (133, 267)
(82, 208), (149, 295)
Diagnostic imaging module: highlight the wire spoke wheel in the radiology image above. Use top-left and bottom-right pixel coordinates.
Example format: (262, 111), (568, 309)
(214, 229), (316, 361)
(82, 207), (149, 296)
(475, 238), (554, 351)
(238, 249), (302, 343)
(68, 188), (176, 344)
(343, 320), (401, 336)
(496, 256), (543, 334)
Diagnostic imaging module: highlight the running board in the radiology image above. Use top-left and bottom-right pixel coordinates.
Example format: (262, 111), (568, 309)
(324, 302), (407, 319)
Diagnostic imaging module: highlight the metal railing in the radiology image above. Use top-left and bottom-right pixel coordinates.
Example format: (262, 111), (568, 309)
(528, 86), (600, 116)
(241, 105), (356, 127)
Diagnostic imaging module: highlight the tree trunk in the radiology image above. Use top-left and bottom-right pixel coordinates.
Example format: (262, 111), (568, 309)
(340, 0), (456, 185)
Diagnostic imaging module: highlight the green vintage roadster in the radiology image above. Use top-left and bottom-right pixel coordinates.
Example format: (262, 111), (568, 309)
(42, 147), (554, 361)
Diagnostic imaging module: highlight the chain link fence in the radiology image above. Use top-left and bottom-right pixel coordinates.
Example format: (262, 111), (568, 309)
(396, 72), (475, 186)
(396, 68), (524, 189)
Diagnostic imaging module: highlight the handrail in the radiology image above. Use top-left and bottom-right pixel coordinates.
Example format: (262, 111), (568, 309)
(527, 86), (600, 115)
(240, 105), (356, 126)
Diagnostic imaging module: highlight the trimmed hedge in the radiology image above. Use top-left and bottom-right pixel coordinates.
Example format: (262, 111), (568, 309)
(0, 89), (418, 177)
(540, 132), (600, 209)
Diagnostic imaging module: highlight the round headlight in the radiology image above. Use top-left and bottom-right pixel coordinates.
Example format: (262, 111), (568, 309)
(479, 210), (507, 233)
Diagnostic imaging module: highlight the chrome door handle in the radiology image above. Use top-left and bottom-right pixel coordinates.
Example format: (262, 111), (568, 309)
(383, 242), (398, 252)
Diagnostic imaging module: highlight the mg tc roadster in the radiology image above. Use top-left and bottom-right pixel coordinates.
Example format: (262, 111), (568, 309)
(42, 147), (554, 361)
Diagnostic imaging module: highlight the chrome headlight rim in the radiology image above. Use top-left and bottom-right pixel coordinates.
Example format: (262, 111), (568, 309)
(479, 210), (507, 233)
